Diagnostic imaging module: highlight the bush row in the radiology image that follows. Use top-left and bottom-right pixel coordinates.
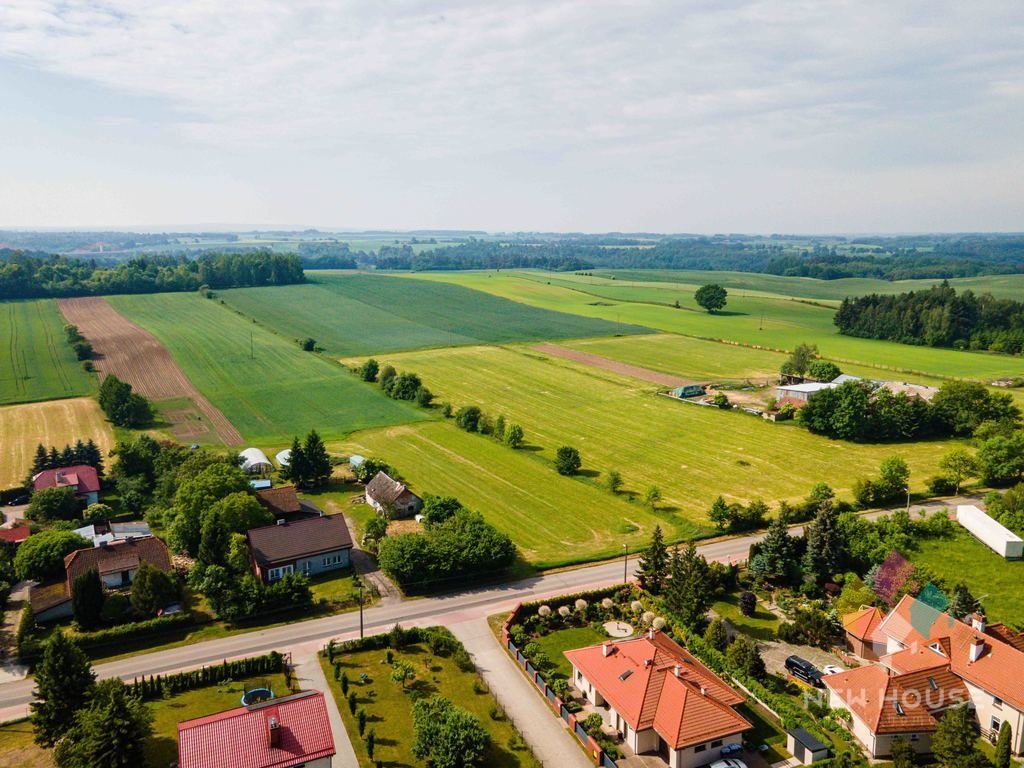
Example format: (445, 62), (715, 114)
(324, 625), (474, 672)
(129, 651), (284, 701)
(71, 611), (197, 652)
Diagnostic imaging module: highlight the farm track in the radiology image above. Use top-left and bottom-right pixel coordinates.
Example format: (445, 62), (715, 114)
(532, 343), (699, 387)
(57, 297), (245, 446)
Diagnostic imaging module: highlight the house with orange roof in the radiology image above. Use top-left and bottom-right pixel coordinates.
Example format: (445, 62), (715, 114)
(842, 606), (886, 661)
(564, 629), (751, 768)
(826, 595), (1024, 758)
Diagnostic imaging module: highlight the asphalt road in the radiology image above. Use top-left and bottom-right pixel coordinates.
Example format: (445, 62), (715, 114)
(0, 495), (974, 720)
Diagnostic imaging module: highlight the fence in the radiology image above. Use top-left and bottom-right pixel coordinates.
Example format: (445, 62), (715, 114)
(503, 604), (616, 767)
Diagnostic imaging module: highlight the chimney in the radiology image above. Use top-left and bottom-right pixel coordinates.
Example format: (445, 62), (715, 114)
(648, 628), (655, 640)
(969, 636), (985, 663)
(267, 715), (281, 748)
(644, 659), (653, 668)
(700, 686), (707, 696)
(673, 664), (682, 678)
(970, 612), (986, 633)
(602, 642), (614, 657)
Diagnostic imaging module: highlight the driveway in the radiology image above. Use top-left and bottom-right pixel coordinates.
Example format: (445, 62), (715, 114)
(291, 653), (359, 767)
(450, 617), (594, 768)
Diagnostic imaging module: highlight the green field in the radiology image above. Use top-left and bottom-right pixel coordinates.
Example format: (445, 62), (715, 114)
(108, 293), (427, 444)
(337, 421), (695, 568)
(912, 527), (1024, 626)
(591, 269), (1024, 303)
(0, 299), (95, 405)
(218, 272), (647, 356)
(403, 272), (1024, 381)
(343, 345), (957, 527)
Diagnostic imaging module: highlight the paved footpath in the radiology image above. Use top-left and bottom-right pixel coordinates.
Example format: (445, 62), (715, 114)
(451, 617), (593, 768)
(291, 653), (359, 767)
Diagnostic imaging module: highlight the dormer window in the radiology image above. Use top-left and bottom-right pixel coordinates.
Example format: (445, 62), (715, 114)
(894, 701), (905, 716)
(928, 642), (946, 656)
(928, 677), (938, 691)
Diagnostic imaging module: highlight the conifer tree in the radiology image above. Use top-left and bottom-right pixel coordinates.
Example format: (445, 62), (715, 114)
(664, 543), (712, 629)
(54, 678), (152, 768)
(803, 501), (844, 584)
(71, 569), (105, 631)
(635, 526), (669, 595)
(31, 444), (48, 475)
(31, 631), (96, 747)
(303, 429), (332, 487)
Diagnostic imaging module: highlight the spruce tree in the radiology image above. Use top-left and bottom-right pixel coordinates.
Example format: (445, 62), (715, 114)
(54, 678), (152, 768)
(802, 501), (843, 584)
(635, 526), (669, 595)
(72, 439), (87, 464)
(932, 705), (981, 768)
(31, 444), (49, 475)
(759, 514), (796, 585)
(84, 439), (104, 476)
(995, 720), (1012, 768)
(31, 630), (96, 747)
(304, 429), (332, 487)
(282, 436), (307, 486)
(664, 543), (712, 629)
(71, 569), (105, 631)
(47, 446), (60, 469)
(59, 445), (76, 467)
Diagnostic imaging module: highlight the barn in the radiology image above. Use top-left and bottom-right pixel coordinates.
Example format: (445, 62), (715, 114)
(239, 448), (274, 476)
(956, 504), (1024, 559)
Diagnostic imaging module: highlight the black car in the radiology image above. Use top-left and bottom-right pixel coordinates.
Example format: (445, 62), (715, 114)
(6, 494), (29, 507)
(785, 655), (824, 687)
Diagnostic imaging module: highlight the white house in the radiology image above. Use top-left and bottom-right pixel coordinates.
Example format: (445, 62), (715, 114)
(956, 504), (1024, 559)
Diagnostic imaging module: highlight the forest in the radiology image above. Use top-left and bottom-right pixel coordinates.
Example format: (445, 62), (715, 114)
(834, 282), (1024, 353)
(0, 251), (304, 299)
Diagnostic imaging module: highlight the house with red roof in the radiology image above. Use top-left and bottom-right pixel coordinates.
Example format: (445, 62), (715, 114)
(827, 595), (1024, 758)
(32, 465), (100, 505)
(177, 690), (336, 768)
(564, 629), (750, 768)
(842, 606), (886, 661)
(0, 525), (31, 547)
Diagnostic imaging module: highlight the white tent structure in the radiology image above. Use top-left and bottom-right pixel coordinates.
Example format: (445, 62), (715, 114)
(956, 504), (1024, 559)
(239, 448), (274, 476)
(275, 449), (292, 468)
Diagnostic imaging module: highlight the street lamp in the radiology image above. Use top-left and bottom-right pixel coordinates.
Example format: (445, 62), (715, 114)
(622, 544), (628, 584)
(905, 485), (911, 515)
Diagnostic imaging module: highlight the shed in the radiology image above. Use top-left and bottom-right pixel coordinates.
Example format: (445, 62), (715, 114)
(787, 728), (829, 765)
(956, 504), (1024, 559)
(239, 448), (274, 476)
(275, 449), (291, 468)
(349, 454), (366, 469)
(671, 384), (705, 398)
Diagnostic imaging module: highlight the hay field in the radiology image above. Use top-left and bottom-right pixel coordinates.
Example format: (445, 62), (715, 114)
(217, 272), (647, 356)
(0, 299), (95, 405)
(350, 345), (957, 519)
(0, 397), (114, 488)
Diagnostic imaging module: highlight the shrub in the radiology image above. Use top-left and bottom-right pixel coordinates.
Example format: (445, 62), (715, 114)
(455, 406), (482, 432)
(927, 475), (958, 495)
(738, 591), (757, 616)
(555, 446), (582, 476)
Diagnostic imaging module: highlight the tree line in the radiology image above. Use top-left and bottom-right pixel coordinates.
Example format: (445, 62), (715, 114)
(0, 251), (304, 299)
(835, 282), (1024, 354)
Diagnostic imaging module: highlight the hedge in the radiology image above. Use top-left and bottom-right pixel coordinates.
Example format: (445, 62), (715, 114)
(323, 625), (473, 671)
(130, 651), (283, 701)
(71, 612), (197, 652)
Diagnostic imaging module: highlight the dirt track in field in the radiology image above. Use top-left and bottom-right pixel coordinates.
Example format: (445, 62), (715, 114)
(532, 343), (699, 388)
(57, 297), (244, 446)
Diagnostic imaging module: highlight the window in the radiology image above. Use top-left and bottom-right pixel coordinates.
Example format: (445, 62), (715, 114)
(695, 745), (706, 753)
(267, 564), (294, 582)
(618, 670), (633, 682)
(992, 717), (1002, 732)
(928, 677), (938, 691)
(894, 702), (905, 716)
(711, 740), (723, 748)
(994, 696), (1004, 709)
(909, 734), (920, 742)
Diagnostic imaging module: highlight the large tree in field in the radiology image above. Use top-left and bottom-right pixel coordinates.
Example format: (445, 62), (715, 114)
(664, 543), (712, 629)
(781, 342), (819, 378)
(31, 630), (96, 747)
(635, 526), (668, 594)
(939, 448), (978, 495)
(694, 284), (727, 313)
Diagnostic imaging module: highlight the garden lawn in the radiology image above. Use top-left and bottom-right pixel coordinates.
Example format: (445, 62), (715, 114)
(220, 272), (648, 357)
(321, 643), (541, 768)
(711, 593), (781, 641)
(336, 420), (699, 569)
(530, 625), (608, 681)
(0, 299), (95, 405)
(0, 720), (52, 768)
(145, 672), (291, 768)
(911, 527), (1024, 625)
(404, 272), (1024, 381)
(108, 292), (427, 443)
(343, 346), (956, 531)
(0, 397), (114, 489)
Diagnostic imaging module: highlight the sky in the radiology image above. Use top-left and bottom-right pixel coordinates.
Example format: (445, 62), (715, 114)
(1, 1), (1022, 234)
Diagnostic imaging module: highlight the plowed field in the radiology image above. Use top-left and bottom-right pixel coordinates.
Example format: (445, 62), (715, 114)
(57, 297), (244, 445)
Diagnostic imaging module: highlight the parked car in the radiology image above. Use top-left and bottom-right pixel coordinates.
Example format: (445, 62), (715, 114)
(785, 655), (824, 687)
(710, 759), (748, 768)
(720, 743), (744, 757)
(822, 664), (844, 676)
(6, 495), (29, 507)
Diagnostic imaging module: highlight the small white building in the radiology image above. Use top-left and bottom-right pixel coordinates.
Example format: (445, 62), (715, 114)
(775, 381), (835, 403)
(239, 448), (274, 476)
(956, 504), (1024, 559)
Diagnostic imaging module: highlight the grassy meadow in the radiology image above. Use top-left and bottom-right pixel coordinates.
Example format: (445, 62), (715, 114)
(335, 420), (698, 568)
(0, 299), (95, 405)
(108, 293), (427, 444)
(0, 397), (114, 488)
(403, 272), (1024, 381)
(341, 345), (957, 527)
(219, 272), (647, 357)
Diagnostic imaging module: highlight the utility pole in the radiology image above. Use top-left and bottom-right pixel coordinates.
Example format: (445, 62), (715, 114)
(622, 544), (628, 584)
(905, 485), (911, 515)
(358, 581), (365, 639)
(250, 331), (254, 360)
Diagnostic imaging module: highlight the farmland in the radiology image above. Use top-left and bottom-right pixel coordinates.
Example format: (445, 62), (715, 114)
(341, 345), (956, 530)
(402, 271), (1024, 381)
(218, 272), (647, 356)
(336, 421), (698, 568)
(108, 292), (428, 444)
(0, 397), (114, 488)
(0, 299), (95, 405)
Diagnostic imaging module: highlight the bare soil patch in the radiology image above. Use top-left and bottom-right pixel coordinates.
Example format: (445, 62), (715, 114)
(57, 297), (244, 446)
(533, 343), (698, 388)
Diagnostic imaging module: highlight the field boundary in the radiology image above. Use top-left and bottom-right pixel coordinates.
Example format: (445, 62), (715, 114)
(532, 343), (698, 387)
(57, 297), (245, 446)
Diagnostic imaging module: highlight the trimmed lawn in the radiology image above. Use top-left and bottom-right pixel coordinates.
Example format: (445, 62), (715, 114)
(0, 720), (52, 768)
(309, 570), (372, 612)
(711, 593), (781, 641)
(321, 643), (541, 768)
(911, 528), (1024, 625)
(531, 625), (608, 681)
(738, 702), (789, 762)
